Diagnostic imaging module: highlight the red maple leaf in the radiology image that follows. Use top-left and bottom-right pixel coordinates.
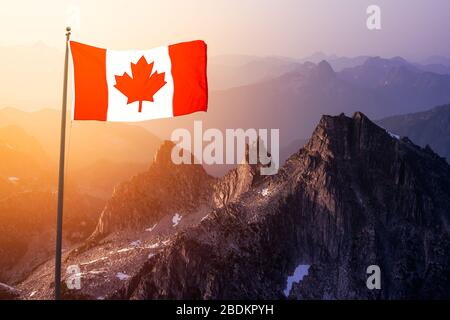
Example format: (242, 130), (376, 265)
(114, 56), (167, 112)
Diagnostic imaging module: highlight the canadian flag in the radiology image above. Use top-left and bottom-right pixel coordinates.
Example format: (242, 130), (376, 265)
(69, 40), (208, 121)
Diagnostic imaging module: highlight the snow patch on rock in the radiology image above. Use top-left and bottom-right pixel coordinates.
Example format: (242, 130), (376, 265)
(88, 269), (107, 275)
(387, 131), (400, 139)
(283, 264), (310, 297)
(117, 247), (134, 254)
(116, 272), (131, 281)
(130, 240), (141, 247)
(80, 256), (108, 266)
(145, 223), (157, 232)
(261, 188), (270, 197)
(146, 242), (160, 249)
(172, 213), (182, 227)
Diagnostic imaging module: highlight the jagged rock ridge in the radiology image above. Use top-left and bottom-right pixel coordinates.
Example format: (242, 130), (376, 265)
(125, 112), (450, 299)
(89, 141), (216, 240)
(16, 112), (450, 300)
(16, 139), (264, 299)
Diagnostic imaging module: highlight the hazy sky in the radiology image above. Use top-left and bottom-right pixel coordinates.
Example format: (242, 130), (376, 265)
(1, 0), (449, 59)
(1, 0), (450, 111)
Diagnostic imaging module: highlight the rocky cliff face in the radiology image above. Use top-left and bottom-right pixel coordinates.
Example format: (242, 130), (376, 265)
(213, 144), (265, 208)
(89, 141), (267, 242)
(88, 141), (217, 241)
(14, 140), (265, 299)
(124, 112), (450, 299)
(287, 112), (450, 299)
(376, 104), (450, 162)
(16, 112), (450, 300)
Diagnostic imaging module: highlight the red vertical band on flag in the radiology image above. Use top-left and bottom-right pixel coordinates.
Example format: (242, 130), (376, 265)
(169, 40), (208, 116)
(70, 41), (108, 121)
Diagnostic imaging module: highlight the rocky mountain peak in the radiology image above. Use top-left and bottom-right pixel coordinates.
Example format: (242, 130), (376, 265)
(152, 140), (175, 165)
(317, 60), (334, 74)
(310, 60), (335, 82)
(86, 140), (215, 242)
(306, 111), (407, 162)
(212, 141), (267, 208)
(118, 111), (448, 300)
(363, 56), (409, 69)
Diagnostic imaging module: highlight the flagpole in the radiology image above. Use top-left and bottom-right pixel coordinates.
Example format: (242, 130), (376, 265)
(55, 26), (71, 300)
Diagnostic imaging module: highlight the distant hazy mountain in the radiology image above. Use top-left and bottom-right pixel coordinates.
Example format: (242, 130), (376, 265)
(420, 55), (450, 66)
(299, 52), (370, 71)
(209, 55), (303, 90)
(339, 56), (414, 87)
(415, 63), (450, 75)
(208, 58), (450, 141)
(74, 160), (148, 199)
(0, 108), (161, 171)
(1, 42), (448, 106)
(340, 56), (450, 90)
(0, 107), (162, 199)
(0, 188), (104, 284)
(209, 53), (450, 92)
(0, 125), (49, 180)
(209, 54), (267, 67)
(209, 53), (370, 90)
(376, 104), (450, 162)
(0, 109), (163, 284)
(139, 57), (450, 159)
(0, 125), (106, 285)
(0, 126), (54, 201)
